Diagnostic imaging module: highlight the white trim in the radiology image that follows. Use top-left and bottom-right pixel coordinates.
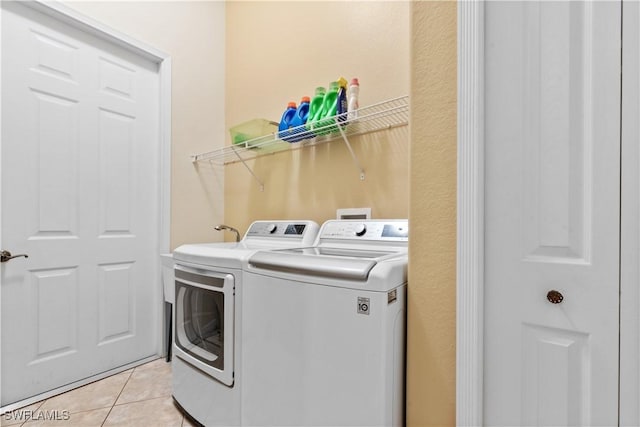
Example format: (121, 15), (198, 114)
(0, 0), (4, 408)
(23, 1), (168, 62)
(456, 1), (484, 426)
(620, 2), (640, 425)
(157, 57), (173, 356)
(159, 57), (172, 254)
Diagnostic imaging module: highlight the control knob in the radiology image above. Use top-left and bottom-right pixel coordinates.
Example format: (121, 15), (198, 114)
(354, 223), (367, 236)
(267, 224), (277, 234)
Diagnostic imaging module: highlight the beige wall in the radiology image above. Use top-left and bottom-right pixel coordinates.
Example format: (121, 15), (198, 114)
(408, 1), (457, 425)
(63, 2), (459, 425)
(224, 1), (410, 234)
(63, 1), (227, 250)
(228, 2), (458, 425)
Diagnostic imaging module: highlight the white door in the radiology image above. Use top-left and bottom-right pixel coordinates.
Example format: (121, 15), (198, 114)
(484, 2), (621, 425)
(1, 2), (161, 406)
(621, 2), (640, 425)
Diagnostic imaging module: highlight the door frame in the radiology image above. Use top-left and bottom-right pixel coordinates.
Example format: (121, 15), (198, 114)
(458, 3), (637, 426)
(0, 0), (171, 409)
(621, 2), (639, 425)
(456, 1), (484, 426)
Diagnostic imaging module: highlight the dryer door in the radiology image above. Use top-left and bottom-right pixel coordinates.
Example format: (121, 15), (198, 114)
(174, 264), (235, 386)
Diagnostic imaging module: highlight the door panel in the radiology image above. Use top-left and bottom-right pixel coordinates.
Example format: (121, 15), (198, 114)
(29, 89), (79, 237)
(484, 2), (621, 425)
(1, 2), (160, 406)
(521, 1), (592, 264)
(97, 262), (135, 344)
(521, 324), (589, 426)
(32, 268), (78, 361)
(98, 108), (135, 235)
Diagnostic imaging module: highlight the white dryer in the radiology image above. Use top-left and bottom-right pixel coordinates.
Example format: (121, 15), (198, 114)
(171, 220), (319, 426)
(242, 219), (408, 426)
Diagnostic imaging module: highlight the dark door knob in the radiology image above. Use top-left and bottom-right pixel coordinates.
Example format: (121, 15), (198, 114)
(0, 250), (29, 263)
(547, 290), (564, 304)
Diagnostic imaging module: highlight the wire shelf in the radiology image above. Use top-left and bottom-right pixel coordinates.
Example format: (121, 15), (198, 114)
(192, 95), (409, 165)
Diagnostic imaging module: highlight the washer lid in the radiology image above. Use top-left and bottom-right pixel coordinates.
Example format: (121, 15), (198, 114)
(248, 247), (402, 281)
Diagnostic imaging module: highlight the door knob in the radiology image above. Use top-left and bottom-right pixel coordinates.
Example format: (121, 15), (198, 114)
(0, 250), (29, 263)
(546, 290), (564, 304)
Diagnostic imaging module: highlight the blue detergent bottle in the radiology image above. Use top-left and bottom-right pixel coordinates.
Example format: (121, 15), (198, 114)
(336, 77), (348, 127)
(289, 96), (311, 142)
(278, 101), (297, 141)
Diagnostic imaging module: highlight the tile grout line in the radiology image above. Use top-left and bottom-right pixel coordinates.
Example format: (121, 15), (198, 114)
(100, 368), (134, 427)
(9, 360), (170, 427)
(110, 363), (173, 408)
(112, 393), (174, 408)
(17, 398), (45, 427)
(107, 362), (181, 424)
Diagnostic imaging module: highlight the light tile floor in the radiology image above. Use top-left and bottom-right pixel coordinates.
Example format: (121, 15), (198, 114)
(1, 359), (197, 427)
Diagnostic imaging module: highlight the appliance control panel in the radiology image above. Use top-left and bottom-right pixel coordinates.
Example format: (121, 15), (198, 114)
(246, 221), (318, 239)
(319, 220), (408, 241)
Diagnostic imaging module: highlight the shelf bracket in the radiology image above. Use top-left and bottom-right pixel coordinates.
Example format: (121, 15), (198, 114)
(337, 122), (365, 180)
(232, 149), (265, 191)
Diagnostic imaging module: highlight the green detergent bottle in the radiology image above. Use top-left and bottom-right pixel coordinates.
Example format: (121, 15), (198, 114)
(306, 86), (326, 137)
(315, 81), (339, 135)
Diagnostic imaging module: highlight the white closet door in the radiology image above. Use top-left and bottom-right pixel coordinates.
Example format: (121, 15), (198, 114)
(1, 2), (160, 406)
(484, 2), (621, 425)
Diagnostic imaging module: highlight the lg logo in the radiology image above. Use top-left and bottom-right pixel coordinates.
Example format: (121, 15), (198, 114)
(357, 297), (370, 315)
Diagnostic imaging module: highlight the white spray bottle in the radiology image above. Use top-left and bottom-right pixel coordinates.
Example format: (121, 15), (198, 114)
(347, 78), (360, 121)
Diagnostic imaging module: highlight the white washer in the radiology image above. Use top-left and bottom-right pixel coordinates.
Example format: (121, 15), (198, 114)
(242, 219), (408, 427)
(171, 220), (319, 426)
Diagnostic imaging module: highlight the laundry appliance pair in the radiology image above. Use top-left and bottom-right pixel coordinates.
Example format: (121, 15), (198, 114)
(171, 219), (408, 427)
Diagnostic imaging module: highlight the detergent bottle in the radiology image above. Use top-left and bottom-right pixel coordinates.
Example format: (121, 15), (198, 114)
(315, 81), (339, 135)
(306, 87), (326, 136)
(289, 96), (311, 142)
(336, 77), (348, 126)
(278, 101), (297, 141)
(347, 78), (360, 121)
